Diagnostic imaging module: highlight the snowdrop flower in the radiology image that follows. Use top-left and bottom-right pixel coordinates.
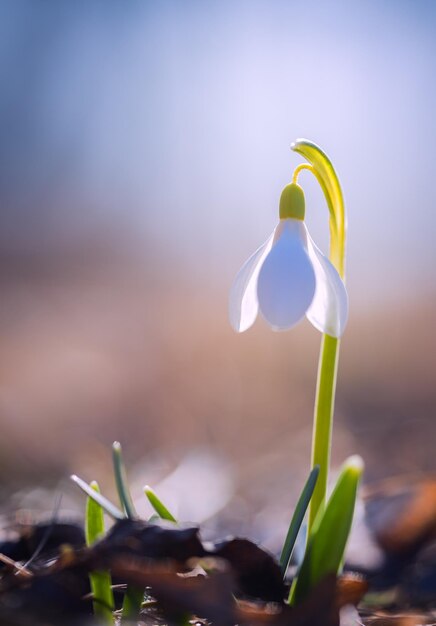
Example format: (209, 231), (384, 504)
(229, 183), (348, 337)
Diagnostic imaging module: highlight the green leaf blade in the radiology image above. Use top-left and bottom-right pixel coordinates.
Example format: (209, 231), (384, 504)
(144, 486), (177, 522)
(121, 586), (145, 623)
(110, 443), (145, 622)
(71, 474), (124, 520)
(112, 441), (137, 519)
(280, 465), (319, 577)
(86, 481), (106, 545)
(86, 481), (114, 624)
(290, 455), (363, 605)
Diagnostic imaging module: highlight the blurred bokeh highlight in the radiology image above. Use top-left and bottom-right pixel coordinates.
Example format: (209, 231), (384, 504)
(0, 1), (435, 550)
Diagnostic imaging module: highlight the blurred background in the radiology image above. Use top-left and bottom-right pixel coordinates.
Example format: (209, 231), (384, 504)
(0, 0), (435, 551)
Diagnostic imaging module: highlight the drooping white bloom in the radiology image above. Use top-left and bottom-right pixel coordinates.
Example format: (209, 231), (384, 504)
(229, 184), (348, 337)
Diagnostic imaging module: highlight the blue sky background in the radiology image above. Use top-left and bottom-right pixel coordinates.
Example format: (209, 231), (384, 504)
(0, 0), (435, 308)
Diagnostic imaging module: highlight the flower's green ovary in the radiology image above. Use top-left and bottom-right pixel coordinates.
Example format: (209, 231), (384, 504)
(144, 486), (177, 522)
(291, 139), (346, 532)
(289, 456), (363, 605)
(279, 465), (319, 577)
(86, 481), (115, 624)
(279, 183), (305, 220)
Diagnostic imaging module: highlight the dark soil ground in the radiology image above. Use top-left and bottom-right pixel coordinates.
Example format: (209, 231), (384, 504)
(0, 475), (435, 626)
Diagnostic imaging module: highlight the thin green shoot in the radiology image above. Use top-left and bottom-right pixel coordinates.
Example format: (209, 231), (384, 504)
(144, 485), (177, 522)
(280, 465), (319, 577)
(121, 586), (145, 623)
(111, 443), (144, 622)
(85, 481), (115, 624)
(112, 441), (137, 519)
(70, 475), (124, 520)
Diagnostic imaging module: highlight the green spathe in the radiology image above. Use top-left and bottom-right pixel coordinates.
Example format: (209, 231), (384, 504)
(279, 183), (305, 220)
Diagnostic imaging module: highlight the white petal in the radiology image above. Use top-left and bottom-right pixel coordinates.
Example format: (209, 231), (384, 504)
(304, 226), (348, 337)
(257, 220), (316, 331)
(229, 231), (275, 332)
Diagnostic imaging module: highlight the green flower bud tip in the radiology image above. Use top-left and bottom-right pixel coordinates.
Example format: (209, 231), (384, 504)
(279, 183), (305, 220)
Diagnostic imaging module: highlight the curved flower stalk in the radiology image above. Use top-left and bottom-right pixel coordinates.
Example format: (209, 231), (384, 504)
(229, 139), (348, 532)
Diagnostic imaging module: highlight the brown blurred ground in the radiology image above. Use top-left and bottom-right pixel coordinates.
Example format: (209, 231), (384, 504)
(0, 239), (434, 541)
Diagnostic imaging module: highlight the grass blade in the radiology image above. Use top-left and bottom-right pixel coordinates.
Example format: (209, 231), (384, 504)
(280, 465), (319, 577)
(86, 482), (107, 545)
(144, 486), (177, 522)
(289, 455), (363, 605)
(112, 441), (137, 519)
(86, 481), (114, 624)
(121, 586), (145, 623)
(71, 474), (124, 520)
(111, 442), (143, 622)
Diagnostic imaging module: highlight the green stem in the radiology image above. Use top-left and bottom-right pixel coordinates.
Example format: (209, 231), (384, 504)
(308, 335), (339, 530)
(291, 139), (346, 533)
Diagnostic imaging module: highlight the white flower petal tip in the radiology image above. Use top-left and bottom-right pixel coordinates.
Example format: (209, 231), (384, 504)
(257, 221), (316, 331)
(305, 227), (348, 338)
(228, 232), (275, 332)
